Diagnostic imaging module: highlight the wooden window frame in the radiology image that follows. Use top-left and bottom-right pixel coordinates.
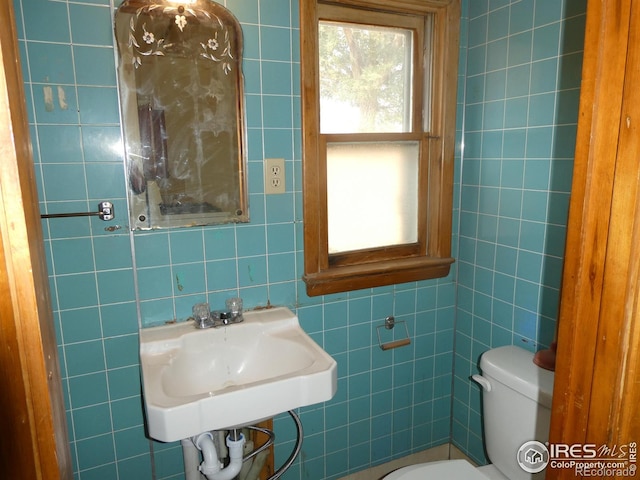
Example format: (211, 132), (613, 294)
(300, 0), (460, 296)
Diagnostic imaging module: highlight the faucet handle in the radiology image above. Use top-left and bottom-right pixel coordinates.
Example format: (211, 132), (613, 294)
(194, 316), (215, 329)
(192, 303), (214, 329)
(225, 297), (243, 322)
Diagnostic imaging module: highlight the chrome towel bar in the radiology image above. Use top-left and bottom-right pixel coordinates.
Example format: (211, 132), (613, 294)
(40, 201), (114, 221)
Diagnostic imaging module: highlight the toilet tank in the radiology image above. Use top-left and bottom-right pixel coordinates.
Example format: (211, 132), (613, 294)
(478, 345), (555, 480)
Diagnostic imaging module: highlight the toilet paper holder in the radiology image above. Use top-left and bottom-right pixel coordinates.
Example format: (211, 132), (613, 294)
(376, 316), (411, 351)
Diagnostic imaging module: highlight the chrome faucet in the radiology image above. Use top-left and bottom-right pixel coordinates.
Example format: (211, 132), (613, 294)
(192, 302), (244, 329)
(211, 312), (233, 326)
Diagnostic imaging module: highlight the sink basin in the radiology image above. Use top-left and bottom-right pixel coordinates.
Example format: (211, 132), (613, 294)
(140, 307), (337, 442)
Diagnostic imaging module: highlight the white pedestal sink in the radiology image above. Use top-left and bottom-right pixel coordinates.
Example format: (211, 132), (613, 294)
(140, 307), (337, 442)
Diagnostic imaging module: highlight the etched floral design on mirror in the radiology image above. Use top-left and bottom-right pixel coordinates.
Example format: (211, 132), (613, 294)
(115, 0), (248, 229)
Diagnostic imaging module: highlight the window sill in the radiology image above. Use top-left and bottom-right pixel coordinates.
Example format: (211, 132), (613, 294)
(303, 256), (455, 296)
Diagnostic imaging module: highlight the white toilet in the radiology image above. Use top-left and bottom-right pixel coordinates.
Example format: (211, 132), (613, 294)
(385, 345), (555, 480)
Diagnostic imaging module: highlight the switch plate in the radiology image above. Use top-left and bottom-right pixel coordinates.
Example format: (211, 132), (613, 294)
(265, 158), (285, 194)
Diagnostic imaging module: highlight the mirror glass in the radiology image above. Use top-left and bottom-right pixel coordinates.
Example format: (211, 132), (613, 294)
(115, 0), (248, 229)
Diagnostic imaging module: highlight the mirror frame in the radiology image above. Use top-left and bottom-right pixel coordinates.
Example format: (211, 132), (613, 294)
(115, 0), (249, 230)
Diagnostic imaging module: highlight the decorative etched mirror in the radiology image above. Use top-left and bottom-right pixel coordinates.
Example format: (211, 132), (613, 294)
(115, 0), (248, 229)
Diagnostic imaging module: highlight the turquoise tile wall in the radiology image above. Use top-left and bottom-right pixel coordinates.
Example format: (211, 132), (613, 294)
(16, 0), (463, 479)
(452, 0), (586, 464)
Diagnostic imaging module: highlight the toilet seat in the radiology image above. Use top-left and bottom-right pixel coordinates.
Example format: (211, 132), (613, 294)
(384, 459), (490, 479)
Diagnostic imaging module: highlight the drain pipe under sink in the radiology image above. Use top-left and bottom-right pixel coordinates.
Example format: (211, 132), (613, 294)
(182, 410), (302, 480)
(191, 431), (245, 480)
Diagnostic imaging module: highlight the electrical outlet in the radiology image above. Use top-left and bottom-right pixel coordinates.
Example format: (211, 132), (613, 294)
(265, 158), (285, 194)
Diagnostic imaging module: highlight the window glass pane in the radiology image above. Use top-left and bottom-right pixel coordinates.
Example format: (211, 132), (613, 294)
(319, 21), (413, 134)
(327, 142), (419, 253)
(423, 14), (433, 132)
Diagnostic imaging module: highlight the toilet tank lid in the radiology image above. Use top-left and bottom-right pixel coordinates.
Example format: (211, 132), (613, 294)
(480, 345), (555, 407)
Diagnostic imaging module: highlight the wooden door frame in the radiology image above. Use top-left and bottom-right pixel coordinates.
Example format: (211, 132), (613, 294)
(548, 0), (640, 477)
(0, 0), (72, 477)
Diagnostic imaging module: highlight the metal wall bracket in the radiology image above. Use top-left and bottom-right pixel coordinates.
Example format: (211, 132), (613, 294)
(384, 316), (396, 329)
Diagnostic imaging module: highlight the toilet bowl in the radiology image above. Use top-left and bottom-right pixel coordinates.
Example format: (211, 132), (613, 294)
(384, 460), (510, 479)
(384, 459), (490, 479)
(384, 345), (555, 480)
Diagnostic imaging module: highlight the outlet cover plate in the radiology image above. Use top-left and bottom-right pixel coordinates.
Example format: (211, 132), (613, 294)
(265, 158), (285, 194)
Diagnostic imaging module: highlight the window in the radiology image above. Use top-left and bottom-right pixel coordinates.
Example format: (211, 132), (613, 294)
(300, 0), (460, 296)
